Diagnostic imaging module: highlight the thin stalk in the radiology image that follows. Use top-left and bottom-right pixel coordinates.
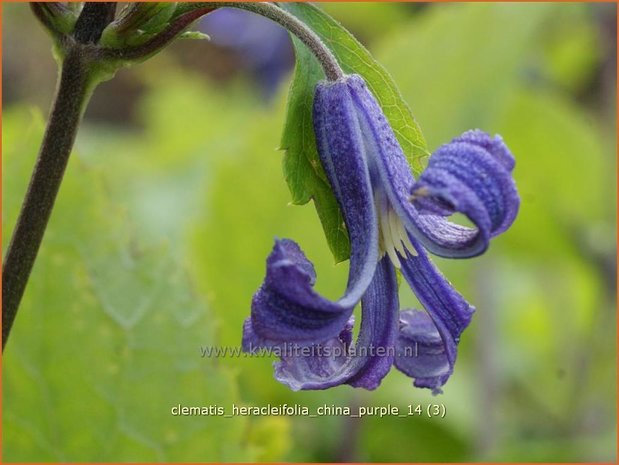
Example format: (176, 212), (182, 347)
(213, 2), (343, 81)
(2, 46), (95, 350)
(106, 2), (344, 81)
(101, 6), (215, 62)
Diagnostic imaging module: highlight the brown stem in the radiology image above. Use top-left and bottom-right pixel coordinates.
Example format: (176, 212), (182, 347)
(2, 47), (94, 351)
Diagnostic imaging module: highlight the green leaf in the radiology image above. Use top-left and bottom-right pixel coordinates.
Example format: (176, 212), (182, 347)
(138, 2), (177, 34)
(100, 3), (178, 48)
(280, 3), (428, 263)
(38, 3), (78, 35)
(1, 107), (255, 462)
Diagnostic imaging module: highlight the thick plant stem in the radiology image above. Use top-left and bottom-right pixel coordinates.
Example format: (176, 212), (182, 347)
(73, 2), (117, 44)
(2, 47), (94, 351)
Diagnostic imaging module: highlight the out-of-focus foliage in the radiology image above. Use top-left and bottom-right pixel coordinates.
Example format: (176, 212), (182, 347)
(320, 2), (416, 43)
(2, 2), (616, 463)
(373, 3), (616, 461)
(2, 107), (264, 462)
(200, 8), (294, 98)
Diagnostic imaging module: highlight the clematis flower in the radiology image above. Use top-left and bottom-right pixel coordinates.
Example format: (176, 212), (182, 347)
(242, 74), (519, 393)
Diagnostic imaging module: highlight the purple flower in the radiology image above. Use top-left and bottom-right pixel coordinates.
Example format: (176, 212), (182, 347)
(201, 8), (293, 98)
(243, 75), (519, 393)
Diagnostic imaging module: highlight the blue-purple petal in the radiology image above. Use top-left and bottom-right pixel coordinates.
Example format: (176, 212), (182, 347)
(245, 239), (362, 347)
(396, 239), (475, 393)
(314, 78), (380, 307)
(413, 131), (519, 237)
(343, 74), (518, 258)
(395, 310), (451, 390)
(452, 129), (515, 171)
(244, 78), (383, 350)
(275, 257), (399, 390)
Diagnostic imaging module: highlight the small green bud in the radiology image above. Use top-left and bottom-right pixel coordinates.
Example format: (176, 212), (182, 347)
(31, 2), (78, 36)
(100, 3), (178, 49)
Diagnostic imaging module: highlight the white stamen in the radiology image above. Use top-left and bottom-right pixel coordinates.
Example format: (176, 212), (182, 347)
(400, 224), (416, 255)
(376, 195), (418, 268)
(389, 208), (407, 257)
(379, 203), (400, 267)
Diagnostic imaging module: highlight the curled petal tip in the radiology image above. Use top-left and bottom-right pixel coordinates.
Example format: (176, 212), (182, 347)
(396, 244), (476, 392)
(395, 310), (452, 391)
(273, 258), (398, 391)
(452, 129), (515, 172)
(410, 129), (520, 249)
(249, 239), (352, 346)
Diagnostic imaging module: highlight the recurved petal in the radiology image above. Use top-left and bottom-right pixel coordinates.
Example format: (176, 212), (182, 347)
(395, 240), (475, 393)
(314, 77), (380, 307)
(344, 74), (517, 258)
(246, 239), (359, 347)
(451, 129), (515, 171)
(272, 321), (352, 391)
(395, 310), (451, 390)
(274, 257), (399, 390)
(413, 134), (519, 237)
(245, 77), (385, 350)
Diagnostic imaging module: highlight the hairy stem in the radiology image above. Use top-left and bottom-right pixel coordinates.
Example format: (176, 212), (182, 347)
(2, 47), (95, 351)
(73, 2), (117, 44)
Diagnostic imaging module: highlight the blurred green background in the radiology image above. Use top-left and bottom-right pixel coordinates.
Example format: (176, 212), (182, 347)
(2, 2), (617, 462)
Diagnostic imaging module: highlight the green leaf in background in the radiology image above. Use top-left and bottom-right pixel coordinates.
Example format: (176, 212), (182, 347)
(279, 3), (428, 263)
(1, 107), (256, 463)
(372, 3), (616, 461)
